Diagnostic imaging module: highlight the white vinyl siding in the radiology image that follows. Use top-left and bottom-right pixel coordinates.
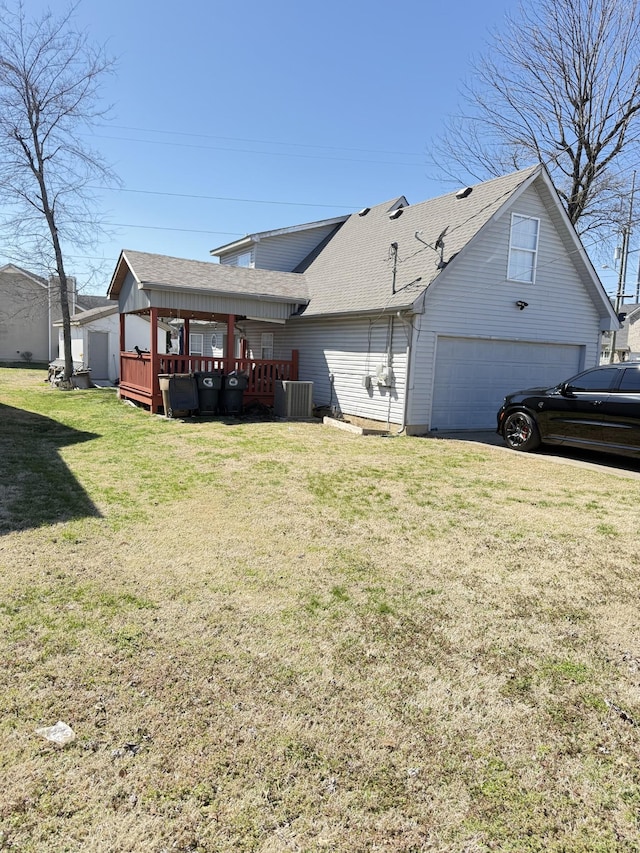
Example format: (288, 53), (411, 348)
(257, 315), (408, 426)
(255, 226), (342, 271)
(221, 249), (254, 268)
(508, 213), (539, 283)
(405, 182), (601, 432)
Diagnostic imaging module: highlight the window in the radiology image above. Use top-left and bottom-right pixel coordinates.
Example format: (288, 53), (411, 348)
(226, 250), (253, 268)
(567, 368), (619, 392)
(508, 214), (539, 283)
(189, 333), (203, 355)
(260, 332), (273, 360)
(619, 367), (640, 392)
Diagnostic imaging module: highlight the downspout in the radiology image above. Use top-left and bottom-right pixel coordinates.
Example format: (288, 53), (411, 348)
(396, 311), (415, 435)
(386, 315), (394, 430)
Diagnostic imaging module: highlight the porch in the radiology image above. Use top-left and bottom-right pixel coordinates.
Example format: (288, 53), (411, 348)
(108, 250), (310, 414)
(119, 350), (299, 414)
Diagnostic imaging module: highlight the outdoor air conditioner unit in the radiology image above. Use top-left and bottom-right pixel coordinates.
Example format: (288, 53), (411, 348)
(274, 380), (314, 419)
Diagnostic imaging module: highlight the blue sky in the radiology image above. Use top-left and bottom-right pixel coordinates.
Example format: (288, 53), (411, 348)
(16, 0), (622, 295)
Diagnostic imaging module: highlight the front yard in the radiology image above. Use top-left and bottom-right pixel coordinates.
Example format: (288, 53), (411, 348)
(0, 368), (639, 852)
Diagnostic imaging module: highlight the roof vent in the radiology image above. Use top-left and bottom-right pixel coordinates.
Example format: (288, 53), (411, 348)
(358, 207), (371, 217)
(389, 207), (404, 220)
(456, 187), (473, 199)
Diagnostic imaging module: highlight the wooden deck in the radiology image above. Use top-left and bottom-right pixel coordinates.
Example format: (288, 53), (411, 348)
(118, 350), (299, 414)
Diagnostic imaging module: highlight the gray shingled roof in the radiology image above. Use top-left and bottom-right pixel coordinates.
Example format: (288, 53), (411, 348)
(77, 294), (113, 310)
(52, 303), (118, 326)
(0, 263), (48, 286)
(119, 250), (310, 303)
(298, 166), (540, 317)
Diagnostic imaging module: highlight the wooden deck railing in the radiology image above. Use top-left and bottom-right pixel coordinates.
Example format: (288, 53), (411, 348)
(119, 350), (299, 414)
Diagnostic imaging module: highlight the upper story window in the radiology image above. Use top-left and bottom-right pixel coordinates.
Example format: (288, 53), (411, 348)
(226, 250), (253, 268)
(508, 214), (539, 283)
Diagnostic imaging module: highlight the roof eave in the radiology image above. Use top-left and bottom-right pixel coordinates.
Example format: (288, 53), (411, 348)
(210, 215), (350, 257)
(296, 302), (416, 320)
(139, 279), (309, 305)
(108, 251), (141, 299)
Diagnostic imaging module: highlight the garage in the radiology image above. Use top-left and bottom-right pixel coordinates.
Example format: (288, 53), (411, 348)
(431, 337), (584, 430)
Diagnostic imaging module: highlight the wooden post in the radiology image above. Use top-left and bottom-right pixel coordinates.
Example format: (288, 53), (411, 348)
(291, 349), (299, 380)
(183, 318), (190, 358)
(119, 311), (126, 380)
(226, 314), (236, 370)
(150, 307), (160, 412)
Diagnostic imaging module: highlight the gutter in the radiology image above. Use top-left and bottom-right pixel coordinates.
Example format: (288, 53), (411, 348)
(139, 280), (310, 305)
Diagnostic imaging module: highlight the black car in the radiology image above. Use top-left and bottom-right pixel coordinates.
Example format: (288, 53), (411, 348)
(497, 363), (640, 457)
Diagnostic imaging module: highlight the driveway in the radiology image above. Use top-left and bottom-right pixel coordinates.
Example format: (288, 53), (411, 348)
(427, 430), (640, 480)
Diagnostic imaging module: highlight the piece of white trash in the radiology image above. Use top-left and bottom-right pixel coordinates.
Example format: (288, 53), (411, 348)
(35, 721), (76, 745)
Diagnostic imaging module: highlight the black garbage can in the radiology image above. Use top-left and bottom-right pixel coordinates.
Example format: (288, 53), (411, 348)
(221, 372), (248, 415)
(159, 373), (199, 418)
(194, 371), (222, 415)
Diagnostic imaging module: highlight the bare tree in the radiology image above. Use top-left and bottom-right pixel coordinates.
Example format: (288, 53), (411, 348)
(0, 1), (115, 380)
(432, 0), (640, 236)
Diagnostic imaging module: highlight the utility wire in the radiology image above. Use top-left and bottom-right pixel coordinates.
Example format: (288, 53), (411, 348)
(97, 124), (424, 159)
(110, 222), (243, 236)
(90, 133), (422, 168)
(90, 185), (357, 209)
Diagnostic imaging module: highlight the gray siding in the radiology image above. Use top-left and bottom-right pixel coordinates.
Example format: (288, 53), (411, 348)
(247, 315), (408, 425)
(253, 227), (339, 271)
(148, 289), (299, 322)
(119, 273), (151, 314)
(118, 271), (301, 323)
(0, 269), (50, 361)
(407, 183), (603, 430)
(219, 226), (342, 273)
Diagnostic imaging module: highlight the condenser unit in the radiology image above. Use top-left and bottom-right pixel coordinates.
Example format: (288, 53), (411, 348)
(274, 380), (314, 419)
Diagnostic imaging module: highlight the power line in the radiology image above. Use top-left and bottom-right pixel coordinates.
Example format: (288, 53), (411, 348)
(110, 222), (243, 236)
(90, 133), (423, 168)
(98, 123), (424, 159)
(91, 185), (357, 209)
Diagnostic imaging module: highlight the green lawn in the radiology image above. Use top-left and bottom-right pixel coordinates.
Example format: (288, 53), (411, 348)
(1, 367), (639, 852)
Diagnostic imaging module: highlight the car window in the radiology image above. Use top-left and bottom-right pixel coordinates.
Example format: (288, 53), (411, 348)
(567, 368), (619, 392)
(618, 367), (640, 392)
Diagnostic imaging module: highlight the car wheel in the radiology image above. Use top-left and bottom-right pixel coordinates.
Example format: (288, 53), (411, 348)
(503, 410), (540, 452)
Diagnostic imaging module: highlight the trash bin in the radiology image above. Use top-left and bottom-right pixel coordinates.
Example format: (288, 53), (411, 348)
(194, 371), (222, 415)
(221, 372), (248, 415)
(71, 369), (92, 389)
(159, 373), (199, 418)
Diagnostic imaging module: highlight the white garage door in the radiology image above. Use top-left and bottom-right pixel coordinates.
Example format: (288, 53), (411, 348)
(431, 337), (584, 430)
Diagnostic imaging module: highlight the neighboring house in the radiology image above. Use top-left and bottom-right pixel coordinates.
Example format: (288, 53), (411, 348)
(600, 302), (640, 363)
(0, 262), (110, 363)
(0, 264), (54, 363)
(109, 165), (619, 431)
(52, 304), (171, 382)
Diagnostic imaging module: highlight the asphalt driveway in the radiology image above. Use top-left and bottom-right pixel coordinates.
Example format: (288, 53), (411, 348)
(428, 430), (640, 480)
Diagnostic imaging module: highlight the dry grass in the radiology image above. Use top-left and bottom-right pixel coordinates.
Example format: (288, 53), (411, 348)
(1, 367), (639, 852)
